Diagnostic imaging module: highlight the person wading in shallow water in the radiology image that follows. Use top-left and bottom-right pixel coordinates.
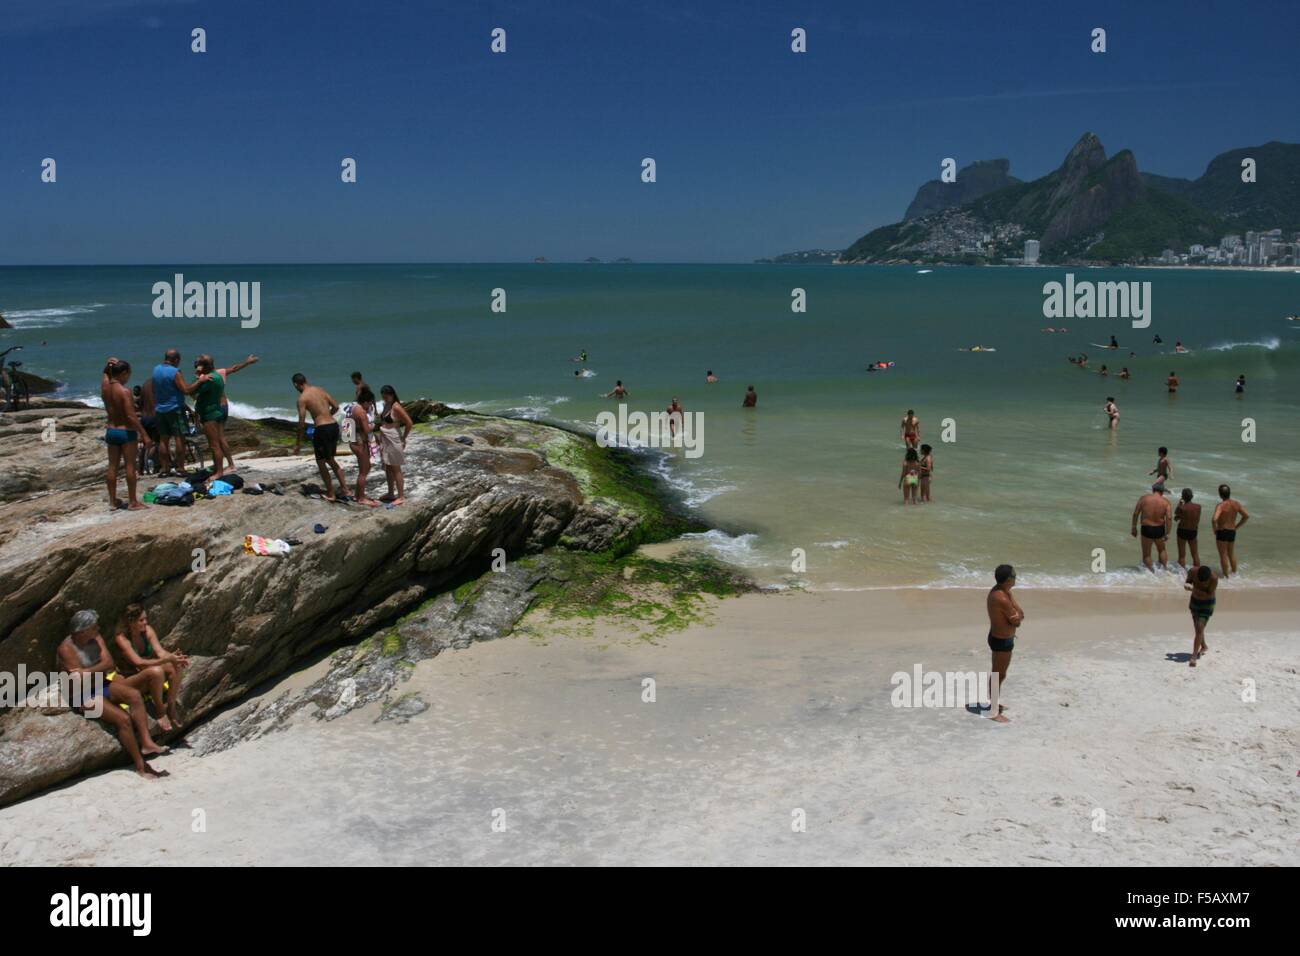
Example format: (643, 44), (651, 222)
(985, 565), (1023, 723)
(1212, 484), (1249, 578)
(1131, 485), (1172, 571)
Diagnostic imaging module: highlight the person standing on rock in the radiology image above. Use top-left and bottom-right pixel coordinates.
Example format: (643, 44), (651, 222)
(192, 355), (235, 480)
(150, 349), (195, 477)
(101, 359), (152, 511)
(292, 373), (349, 502)
(346, 386), (380, 506)
(377, 384), (412, 504)
(56, 609), (170, 779)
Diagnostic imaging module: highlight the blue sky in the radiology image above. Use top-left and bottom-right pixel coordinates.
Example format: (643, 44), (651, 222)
(2, 0), (1297, 264)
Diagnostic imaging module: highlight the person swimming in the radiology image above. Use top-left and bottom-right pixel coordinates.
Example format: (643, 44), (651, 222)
(1108, 335), (1118, 348)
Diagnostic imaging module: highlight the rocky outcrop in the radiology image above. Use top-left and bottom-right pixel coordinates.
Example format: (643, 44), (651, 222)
(0, 400), (699, 806)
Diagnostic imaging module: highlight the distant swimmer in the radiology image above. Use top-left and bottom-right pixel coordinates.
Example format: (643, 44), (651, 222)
(1131, 484), (1173, 571)
(706, 369), (717, 383)
(867, 360), (895, 371)
(1235, 374), (1245, 395)
(1068, 353), (1088, 368)
(900, 409), (920, 449)
(1174, 341), (1189, 353)
(1166, 370), (1180, 394)
(574, 368), (596, 378)
(1174, 488), (1202, 569)
(665, 396), (684, 436)
(1099, 364), (1109, 376)
(1109, 335), (1119, 349)
(1212, 484), (1249, 578)
(1148, 446), (1172, 493)
(1184, 564), (1218, 667)
(602, 380), (629, 400)
(1119, 367), (1131, 379)
(572, 349), (588, 363)
(1103, 396), (1119, 430)
(985, 564), (1023, 722)
(1153, 334), (1164, 344)
(918, 443), (934, 503)
(899, 448), (921, 505)
(742, 385), (757, 407)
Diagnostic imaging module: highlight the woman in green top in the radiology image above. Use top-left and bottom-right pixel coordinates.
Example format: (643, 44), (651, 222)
(193, 355), (234, 478)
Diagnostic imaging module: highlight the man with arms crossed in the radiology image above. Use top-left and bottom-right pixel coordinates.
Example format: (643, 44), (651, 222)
(1212, 484), (1249, 578)
(293, 373), (349, 502)
(985, 564), (1023, 723)
(1131, 484), (1172, 571)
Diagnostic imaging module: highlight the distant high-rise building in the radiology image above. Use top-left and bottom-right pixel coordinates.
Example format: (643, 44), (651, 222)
(1024, 239), (1040, 264)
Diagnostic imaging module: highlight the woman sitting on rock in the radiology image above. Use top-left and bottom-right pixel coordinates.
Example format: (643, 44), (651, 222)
(113, 604), (189, 732)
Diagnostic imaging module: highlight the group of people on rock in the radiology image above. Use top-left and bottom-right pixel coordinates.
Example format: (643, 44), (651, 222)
(292, 370), (414, 504)
(100, 349), (256, 510)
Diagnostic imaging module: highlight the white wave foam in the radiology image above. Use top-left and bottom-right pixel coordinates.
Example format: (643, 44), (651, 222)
(678, 529), (761, 565)
(226, 400), (291, 419)
(1205, 337), (1280, 352)
(3, 303), (105, 325)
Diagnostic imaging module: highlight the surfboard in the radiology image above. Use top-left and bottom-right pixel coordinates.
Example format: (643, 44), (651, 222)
(1089, 343), (1121, 350)
(958, 347), (997, 352)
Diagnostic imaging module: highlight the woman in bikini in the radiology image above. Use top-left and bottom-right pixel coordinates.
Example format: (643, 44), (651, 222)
(113, 604), (189, 731)
(918, 443), (934, 503)
(377, 385), (413, 503)
(899, 448), (922, 505)
(192, 356), (234, 479)
(346, 386), (379, 505)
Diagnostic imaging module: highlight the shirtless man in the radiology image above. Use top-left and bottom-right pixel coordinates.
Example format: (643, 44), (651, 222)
(985, 564), (1023, 723)
(900, 409), (920, 449)
(1212, 484), (1249, 578)
(1173, 488), (1202, 569)
(706, 370), (718, 383)
(602, 380), (629, 400)
(1103, 397), (1119, 430)
(1131, 485), (1173, 571)
(742, 385), (757, 408)
(101, 359), (153, 511)
(1119, 367), (1130, 380)
(665, 397), (684, 437)
(292, 373), (349, 501)
(1149, 446), (1172, 493)
(1166, 371), (1180, 394)
(350, 371), (368, 399)
(56, 609), (169, 778)
(1184, 564), (1217, 666)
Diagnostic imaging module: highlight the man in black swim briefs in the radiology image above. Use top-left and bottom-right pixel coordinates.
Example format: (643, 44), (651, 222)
(293, 373), (350, 502)
(1212, 484), (1249, 578)
(985, 564), (1023, 723)
(1131, 485), (1173, 571)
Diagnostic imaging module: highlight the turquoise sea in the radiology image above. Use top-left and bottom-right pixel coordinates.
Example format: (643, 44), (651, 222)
(4, 263), (1299, 590)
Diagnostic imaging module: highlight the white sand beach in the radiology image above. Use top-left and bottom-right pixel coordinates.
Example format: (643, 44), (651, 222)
(2, 587), (1295, 866)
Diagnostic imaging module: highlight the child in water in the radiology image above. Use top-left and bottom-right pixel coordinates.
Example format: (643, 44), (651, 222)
(899, 448), (922, 505)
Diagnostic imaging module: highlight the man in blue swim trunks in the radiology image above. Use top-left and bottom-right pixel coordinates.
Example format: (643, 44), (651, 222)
(101, 358), (153, 510)
(985, 564), (1023, 722)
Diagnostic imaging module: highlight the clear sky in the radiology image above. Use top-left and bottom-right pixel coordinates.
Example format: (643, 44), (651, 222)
(2, 0), (1297, 264)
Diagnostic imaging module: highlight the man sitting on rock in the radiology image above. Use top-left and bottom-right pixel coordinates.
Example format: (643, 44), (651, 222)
(55, 609), (170, 779)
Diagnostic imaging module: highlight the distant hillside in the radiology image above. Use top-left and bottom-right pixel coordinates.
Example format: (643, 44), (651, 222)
(754, 249), (840, 264)
(1166, 141), (1300, 233)
(843, 133), (1241, 264)
(904, 159), (1021, 220)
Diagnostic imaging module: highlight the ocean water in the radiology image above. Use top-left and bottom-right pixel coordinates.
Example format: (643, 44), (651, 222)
(4, 263), (1299, 591)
